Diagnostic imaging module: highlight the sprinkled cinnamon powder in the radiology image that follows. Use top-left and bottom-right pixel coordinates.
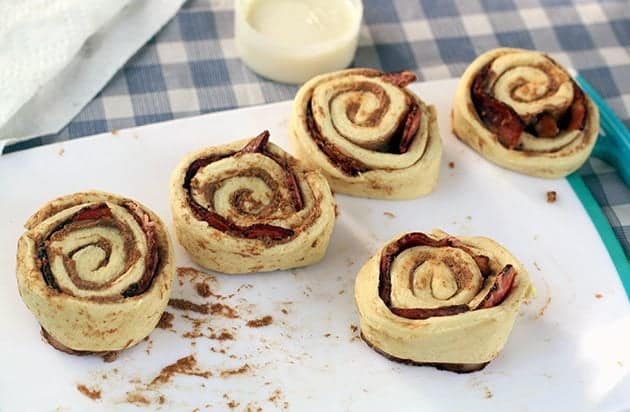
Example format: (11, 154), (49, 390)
(546, 191), (557, 203)
(157, 311), (174, 329)
(448, 161), (455, 169)
(244, 403), (263, 412)
(213, 331), (234, 341)
(177, 266), (206, 278)
(595, 293), (603, 299)
(210, 303), (239, 318)
(150, 355), (212, 386)
(76, 384), (101, 400)
(195, 282), (213, 298)
(220, 364), (250, 377)
(383, 211), (395, 218)
(168, 299), (209, 314)
(126, 392), (150, 405)
(268, 389), (281, 402)
(246, 315), (273, 328)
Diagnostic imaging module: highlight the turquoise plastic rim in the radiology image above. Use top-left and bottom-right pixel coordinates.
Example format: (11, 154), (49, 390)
(567, 173), (630, 299)
(570, 74), (630, 299)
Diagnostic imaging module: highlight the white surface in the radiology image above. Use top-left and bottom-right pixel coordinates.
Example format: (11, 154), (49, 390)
(0, 79), (628, 412)
(234, 0), (362, 84)
(0, 0), (185, 145)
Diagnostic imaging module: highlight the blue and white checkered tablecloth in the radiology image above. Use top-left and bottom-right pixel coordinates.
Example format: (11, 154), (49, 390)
(5, 0), (630, 258)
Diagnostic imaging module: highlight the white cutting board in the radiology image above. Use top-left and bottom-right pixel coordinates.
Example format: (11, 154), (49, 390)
(0, 79), (628, 412)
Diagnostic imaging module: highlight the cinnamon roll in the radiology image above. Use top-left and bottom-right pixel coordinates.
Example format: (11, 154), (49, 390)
(452, 47), (599, 177)
(16, 191), (174, 354)
(355, 230), (533, 372)
(290, 68), (442, 199)
(170, 131), (336, 274)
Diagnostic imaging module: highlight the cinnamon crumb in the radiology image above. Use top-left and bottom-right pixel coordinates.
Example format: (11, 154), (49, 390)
(150, 355), (212, 386)
(220, 364), (250, 377)
(546, 191), (557, 203)
(281, 308), (288, 315)
(268, 388), (288, 409)
(210, 331), (234, 341)
(383, 211), (395, 219)
(227, 400), (240, 408)
(595, 293), (603, 299)
(244, 402), (263, 412)
(448, 161), (455, 169)
(168, 299), (209, 314)
(269, 389), (281, 402)
(102, 351), (119, 363)
(334, 204), (339, 217)
(195, 282), (213, 298)
(182, 331), (203, 339)
(350, 324), (358, 333)
(246, 315), (273, 328)
(76, 384), (101, 400)
(210, 303), (239, 318)
(338, 290), (345, 295)
(324, 333), (331, 338)
(158, 395), (166, 405)
(157, 311), (174, 329)
(126, 392), (150, 405)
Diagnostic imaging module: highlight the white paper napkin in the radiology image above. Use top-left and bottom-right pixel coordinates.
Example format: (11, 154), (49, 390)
(0, 0), (186, 149)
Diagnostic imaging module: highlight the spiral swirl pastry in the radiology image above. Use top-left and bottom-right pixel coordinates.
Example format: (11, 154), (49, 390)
(452, 48), (599, 178)
(170, 131), (336, 274)
(289, 68), (442, 199)
(16, 191), (174, 354)
(355, 230), (533, 372)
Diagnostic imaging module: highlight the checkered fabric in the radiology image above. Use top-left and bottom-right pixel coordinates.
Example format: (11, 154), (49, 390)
(4, 0), (630, 258)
